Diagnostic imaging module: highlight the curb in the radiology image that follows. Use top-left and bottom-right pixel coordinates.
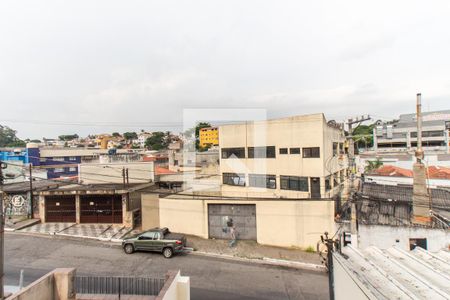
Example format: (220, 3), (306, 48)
(190, 251), (326, 272)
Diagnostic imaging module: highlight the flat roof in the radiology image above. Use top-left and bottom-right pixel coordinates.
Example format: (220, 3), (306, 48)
(335, 245), (450, 299)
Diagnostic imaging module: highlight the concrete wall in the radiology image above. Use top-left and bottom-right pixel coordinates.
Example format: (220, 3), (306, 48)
(6, 268), (75, 300)
(358, 224), (450, 252)
(218, 113), (348, 199)
(157, 196), (335, 249)
(157, 270), (190, 300)
(141, 193), (160, 230)
(333, 254), (371, 300)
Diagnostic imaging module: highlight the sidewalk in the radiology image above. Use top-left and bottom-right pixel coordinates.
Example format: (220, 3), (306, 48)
(185, 234), (322, 266)
(4, 216), (40, 232)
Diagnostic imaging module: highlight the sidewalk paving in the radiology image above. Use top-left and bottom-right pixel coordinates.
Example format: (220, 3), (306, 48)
(185, 234), (322, 265)
(4, 217), (40, 231)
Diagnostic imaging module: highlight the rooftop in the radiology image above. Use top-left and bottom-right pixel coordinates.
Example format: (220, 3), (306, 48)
(370, 165), (450, 180)
(334, 245), (450, 299)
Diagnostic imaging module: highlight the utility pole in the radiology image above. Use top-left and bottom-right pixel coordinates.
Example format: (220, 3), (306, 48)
(0, 161), (6, 299)
(122, 167), (126, 189)
(28, 164), (33, 219)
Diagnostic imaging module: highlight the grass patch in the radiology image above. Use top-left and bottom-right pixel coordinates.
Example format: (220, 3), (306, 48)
(305, 246), (316, 253)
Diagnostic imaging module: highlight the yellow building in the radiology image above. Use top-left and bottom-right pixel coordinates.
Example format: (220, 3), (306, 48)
(199, 127), (219, 148)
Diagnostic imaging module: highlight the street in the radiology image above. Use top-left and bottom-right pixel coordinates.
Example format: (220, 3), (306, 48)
(5, 233), (329, 300)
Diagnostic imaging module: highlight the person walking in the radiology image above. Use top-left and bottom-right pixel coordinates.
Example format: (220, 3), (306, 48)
(229, 224), (237, 248)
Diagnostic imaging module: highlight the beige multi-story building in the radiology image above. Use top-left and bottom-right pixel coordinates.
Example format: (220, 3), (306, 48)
(143, 113), (349, 249)
(219, 113), (349, 199)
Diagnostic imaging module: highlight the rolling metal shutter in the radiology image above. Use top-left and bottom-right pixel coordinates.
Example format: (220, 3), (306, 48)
(208, 204), (256, 240)
(45, 195), (76, 223)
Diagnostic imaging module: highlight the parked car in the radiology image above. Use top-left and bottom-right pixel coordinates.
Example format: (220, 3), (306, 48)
(122, 227), (186, 258)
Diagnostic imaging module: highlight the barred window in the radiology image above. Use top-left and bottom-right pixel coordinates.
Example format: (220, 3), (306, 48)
(221, 147), (245, 159)
(223, 173), (246, 186)
(249, 174), (276, 189)
(289, 147), (300, 154)
(280, 176), (309, 191)
(248, 146), (276, 158)
(303, 147), (320, 158)
(279, 148), (288, 154)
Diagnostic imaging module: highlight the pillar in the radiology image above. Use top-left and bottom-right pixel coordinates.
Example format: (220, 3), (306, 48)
(75, 195), (80, 224)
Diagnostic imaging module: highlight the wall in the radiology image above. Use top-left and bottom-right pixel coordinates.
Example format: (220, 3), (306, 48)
(141, 193), (160, 230)
(3, 192), (30, 216)
(358, 224), (450, 252)
(156, 270), (190, 300)
(6, 268), (75, 300)
(333, 254), (371, 300)
(156, 196), (335, 248)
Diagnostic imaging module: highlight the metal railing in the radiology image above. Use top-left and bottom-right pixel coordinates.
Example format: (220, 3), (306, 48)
(75, 275), (165, 296)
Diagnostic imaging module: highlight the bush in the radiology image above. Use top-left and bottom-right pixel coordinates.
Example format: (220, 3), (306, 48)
(305, 246), (316, 253)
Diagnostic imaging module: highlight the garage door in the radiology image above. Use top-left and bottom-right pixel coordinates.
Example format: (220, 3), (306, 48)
(45, 195), (76, 222)
(80, 195), (122, 223)
(208, 204), (256, 240)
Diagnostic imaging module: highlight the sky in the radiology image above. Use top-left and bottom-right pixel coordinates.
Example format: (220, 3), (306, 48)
(1, 1), (450, 139)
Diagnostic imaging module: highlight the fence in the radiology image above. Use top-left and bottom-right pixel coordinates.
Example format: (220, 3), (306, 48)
(75, 275), (166, 296)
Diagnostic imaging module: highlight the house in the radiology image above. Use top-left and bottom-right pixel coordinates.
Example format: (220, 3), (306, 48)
(365, 164), (450, 188)
(38, 182), (155, 227)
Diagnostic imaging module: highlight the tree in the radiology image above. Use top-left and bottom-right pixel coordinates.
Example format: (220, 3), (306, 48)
(112, 132), (121, 137)
(352, 123), (376, 151)
(58, 134), (79, 141)
(365, 158), (383, 173)
(0, 125), (26, 147)
(30, 139), (41, 143)
(145, 131), (167, 150)
(123, 132), (138, 141)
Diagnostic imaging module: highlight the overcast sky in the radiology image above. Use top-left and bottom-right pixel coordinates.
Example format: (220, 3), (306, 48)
(1, 1), (449, 139)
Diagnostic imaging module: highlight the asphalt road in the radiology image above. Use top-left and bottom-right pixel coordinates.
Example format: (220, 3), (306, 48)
(4, 233), (329, 300)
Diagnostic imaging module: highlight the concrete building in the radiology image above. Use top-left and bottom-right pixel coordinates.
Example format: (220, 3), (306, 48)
(142, 193), (335, 249)
(373, 109), (450, 153)
(219, 113), (349, 199)
(199, 127), (219, 148)
(332, 245), (450, 300)
(38, 182), (154, 227)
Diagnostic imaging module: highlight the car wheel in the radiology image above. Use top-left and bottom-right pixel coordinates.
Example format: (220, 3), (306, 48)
(124, 244), (134, 254)
(163, 247), (173, 258)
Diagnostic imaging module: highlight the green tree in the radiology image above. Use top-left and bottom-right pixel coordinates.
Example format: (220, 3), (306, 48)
(352, 123), (376, 150)
(145, 131), (166, 150)
(58, 134), (79, 141)
(0, 125), (26, 147)
(112, 132), (121, 137)
(365, 158), (383, 173)
(123, 132), (138, 141)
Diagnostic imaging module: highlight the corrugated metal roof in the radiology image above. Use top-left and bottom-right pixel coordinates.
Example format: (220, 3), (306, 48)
(335, 245), (450, 299)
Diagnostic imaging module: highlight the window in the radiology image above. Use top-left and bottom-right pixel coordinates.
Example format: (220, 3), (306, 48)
(249, 174), (276, 189)
(339, 143), (344, 154)
(248, 146), (276, 158)
(325, 177), (331, 191)
(223, 173), (246, 186)
(222, 147), (245, 159)
(69, 157), (77, 161)
(411, 130), (444, 138)
(174, 160), (178, 166)
(139, 232), (156, 240)
(279, 148), (288, 154)
(69, 167), (77, 172)
(280, 176), (308, 191)
(289, 148), (300, 154)
(303, 147), (320, 158)
(52, 157), (65, 162)
(333, 143), (338, 156)
(54, 168), (64, 173)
